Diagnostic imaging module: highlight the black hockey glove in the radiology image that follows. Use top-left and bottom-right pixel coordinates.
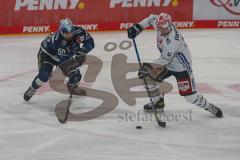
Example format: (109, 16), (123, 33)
(127, 23), (143, 39)
(67, 69), (81, 89)
(138, 68), (149, 79)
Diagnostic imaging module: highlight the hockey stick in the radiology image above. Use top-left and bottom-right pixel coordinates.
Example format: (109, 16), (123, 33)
(55, 87), (87, 124)
(57, 92), (73, 124)
(132, 38), (166, 128)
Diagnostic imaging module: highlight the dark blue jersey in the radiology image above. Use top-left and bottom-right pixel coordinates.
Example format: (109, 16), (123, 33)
(40, 26), (94, 65)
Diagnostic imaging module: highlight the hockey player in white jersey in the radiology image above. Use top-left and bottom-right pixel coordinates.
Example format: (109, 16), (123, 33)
(127, 13), (223, 118)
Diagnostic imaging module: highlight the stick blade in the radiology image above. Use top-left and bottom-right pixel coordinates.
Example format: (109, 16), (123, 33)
(55, 99), (72, 124)
(158, 121), (166, 128)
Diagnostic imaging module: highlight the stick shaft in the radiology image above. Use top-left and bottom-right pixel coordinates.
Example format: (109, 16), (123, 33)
(64, 93), (72, 122)
(132, 39), (165, 127)
(132, 39), (154, 105)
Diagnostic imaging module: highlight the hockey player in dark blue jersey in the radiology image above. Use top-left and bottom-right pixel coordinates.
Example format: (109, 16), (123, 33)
(24, 18), (95, 101)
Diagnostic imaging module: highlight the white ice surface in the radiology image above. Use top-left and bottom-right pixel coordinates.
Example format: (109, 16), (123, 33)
(0, 30), (240, 160)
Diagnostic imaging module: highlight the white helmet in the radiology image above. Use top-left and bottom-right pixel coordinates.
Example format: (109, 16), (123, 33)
(157, 13), (172, 29)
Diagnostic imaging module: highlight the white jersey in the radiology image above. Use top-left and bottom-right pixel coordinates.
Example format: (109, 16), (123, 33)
(139, 14), (192, 73)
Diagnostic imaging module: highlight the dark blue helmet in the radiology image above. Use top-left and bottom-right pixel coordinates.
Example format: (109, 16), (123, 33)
(59, 18), (74, 33)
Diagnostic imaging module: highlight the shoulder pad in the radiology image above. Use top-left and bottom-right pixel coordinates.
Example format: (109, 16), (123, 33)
(73, 26), (85, 35)
(171, 25), (180, 41)
(54, 32), (61, 40)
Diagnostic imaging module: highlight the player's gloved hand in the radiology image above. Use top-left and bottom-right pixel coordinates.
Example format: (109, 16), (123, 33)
(138, 68), (149, 79)
(67, 82), (78, 90)
(127, 23), (143, 39)
(67, 69), (81, 89)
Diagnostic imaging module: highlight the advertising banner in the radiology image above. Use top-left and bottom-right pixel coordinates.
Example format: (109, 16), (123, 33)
(0, 0), (192, 34)
(0, 0), (239, 34)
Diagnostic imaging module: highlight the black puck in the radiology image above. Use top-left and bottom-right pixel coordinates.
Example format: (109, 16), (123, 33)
(136, 126), (142, 129)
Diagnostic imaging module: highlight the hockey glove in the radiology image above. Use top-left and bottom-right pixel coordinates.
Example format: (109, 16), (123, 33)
(127, 23), (143, 39)
(67, 69), (81, 89)
(138, 68), (149, 79)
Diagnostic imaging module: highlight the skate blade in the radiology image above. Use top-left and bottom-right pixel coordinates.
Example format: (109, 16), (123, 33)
(144, 108), (164, 113)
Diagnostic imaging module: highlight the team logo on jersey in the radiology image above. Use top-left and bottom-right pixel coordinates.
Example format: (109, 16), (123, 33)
(210, 0), (240, 15)
(58, 48), (66, 56)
